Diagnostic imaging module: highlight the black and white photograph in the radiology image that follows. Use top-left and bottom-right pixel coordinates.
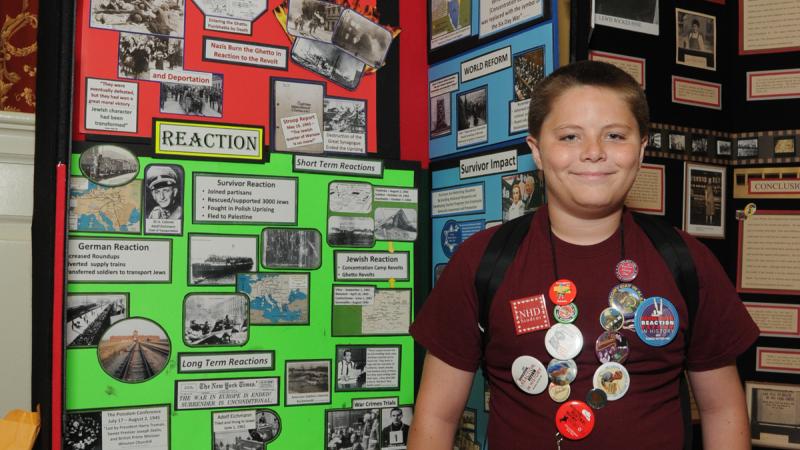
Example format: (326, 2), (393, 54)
(118, 32), (184, 80)
(286, 0), (342, 42)
(331, 9), (393, 68)
(212, 409), (281, 449)
(375, 207), (418, 241)
(691, 135), (709, 154)
(429, 93), (451, 138)
(669, 133), (686, 152)
(329, 181), (373, 213)
(324, 97), (366, 134)
(193, 0), (267, 21)
(774, 137), (796, 156)
(380, 406), (413, 449)
(285, 359), (331, 405)
(513, 47), (545, 101)
(684, 163), (726, 238)
(457, 87), (487, 132)
(189, 234), (257, 285)
(434, 263), (447, 284)
(335, 347), (366, 390)
(502, 171), (544, 222)
(66, 294), (128, 348)
(676, 9), (716, 71)
(454, 408), (479, 450)
(716, 139), (732, 156)
(323, 96), (367, 153)
(328, 216), (375, 247)
(272, 78), (325, 153)
(746, 381), (800, 450)
(648, 131), (662, 149)
(143, 164), (184, 235)
(737, 137), (760, 158)
(183, 293), (248, 346)
(65, 411), (102, 450)
(291, 37), (365, 90)
(90, 0), (185, 37)
(326, 408), (381, 450)
(262, 228), (321, 269)
(79, 144), (139, 187)
(97, 317), (170, 383)
(159, 74), (223, 117)
(335, 345), (400, 391)
(594, 0), (659, 35)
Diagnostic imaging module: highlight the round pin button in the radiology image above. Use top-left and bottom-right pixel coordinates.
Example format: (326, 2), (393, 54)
(599, 307), (624, 332)
(549, 382), (571, 403)
(608, 283), (644, 321)
(545, 323), (584, 360)
(586, 388), (608, 410)
(549, 279), (577, 305)
(634, 296), (680, 347)
(615, 259), (639, 282)
(554, 303), (579, 324)
(555, 400), (595, 440)
(592, 362), (630, 401)
(594, 331), (630, 364)
(547, 358), (577, 386)
(511, 355), (549, 395)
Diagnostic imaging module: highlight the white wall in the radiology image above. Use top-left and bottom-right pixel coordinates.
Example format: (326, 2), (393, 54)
(0, 110), (35, 413)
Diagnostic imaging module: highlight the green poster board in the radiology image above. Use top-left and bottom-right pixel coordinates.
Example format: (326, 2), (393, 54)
(65, 150), (420, 449)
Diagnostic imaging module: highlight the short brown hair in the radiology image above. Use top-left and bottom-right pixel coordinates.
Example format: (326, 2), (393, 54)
(527, 60), (649, 139)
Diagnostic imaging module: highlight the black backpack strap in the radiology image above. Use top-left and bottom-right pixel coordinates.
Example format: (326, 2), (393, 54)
(632, 212), (699, 450)
(474, 212), (534, 372)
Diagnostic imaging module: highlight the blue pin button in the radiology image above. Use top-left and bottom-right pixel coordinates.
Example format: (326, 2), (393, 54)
(634, 296), (679, 347)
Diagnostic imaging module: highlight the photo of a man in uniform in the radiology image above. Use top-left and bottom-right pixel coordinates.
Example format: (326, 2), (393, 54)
(145, 165), (183, 219)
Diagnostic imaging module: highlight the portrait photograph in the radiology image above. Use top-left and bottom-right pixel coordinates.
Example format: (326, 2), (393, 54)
(379, 406), (413, 449)
(676, 8), (716, 70)
(683, 163), (726, 238)
(335, 347), (367, 390)
(669, 133), (686, 152)
(143, 164), (184, 235)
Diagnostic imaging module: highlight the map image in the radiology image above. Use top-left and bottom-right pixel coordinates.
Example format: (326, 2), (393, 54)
(68, 178), (142, 233)
(237, 273), (309, 325)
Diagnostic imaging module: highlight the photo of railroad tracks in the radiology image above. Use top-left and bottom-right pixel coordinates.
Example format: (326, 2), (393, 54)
(98, 317), (170, 382)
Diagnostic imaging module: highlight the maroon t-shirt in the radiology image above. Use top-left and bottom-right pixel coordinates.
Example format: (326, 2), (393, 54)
(410, 208), (758, 450)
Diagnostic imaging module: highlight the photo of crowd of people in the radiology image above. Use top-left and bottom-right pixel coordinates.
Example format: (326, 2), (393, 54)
(326, 409), (380, 450)
(159, 74), (223, 117)
(65, 411), (102, 450)
(513, 47), (545, 101)
(90, 0), (185, 36)
(118, 32), (183, 80)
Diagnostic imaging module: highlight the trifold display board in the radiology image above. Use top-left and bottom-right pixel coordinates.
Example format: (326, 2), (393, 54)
(425, 0), (559, 447)
(62, 0), (425, 449)
(430, 144), (542, 448)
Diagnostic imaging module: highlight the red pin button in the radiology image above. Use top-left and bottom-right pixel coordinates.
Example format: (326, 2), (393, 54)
(615, 259), (638, 282)
(555, 400), (595, 440)
(549, 279), (577, 305)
